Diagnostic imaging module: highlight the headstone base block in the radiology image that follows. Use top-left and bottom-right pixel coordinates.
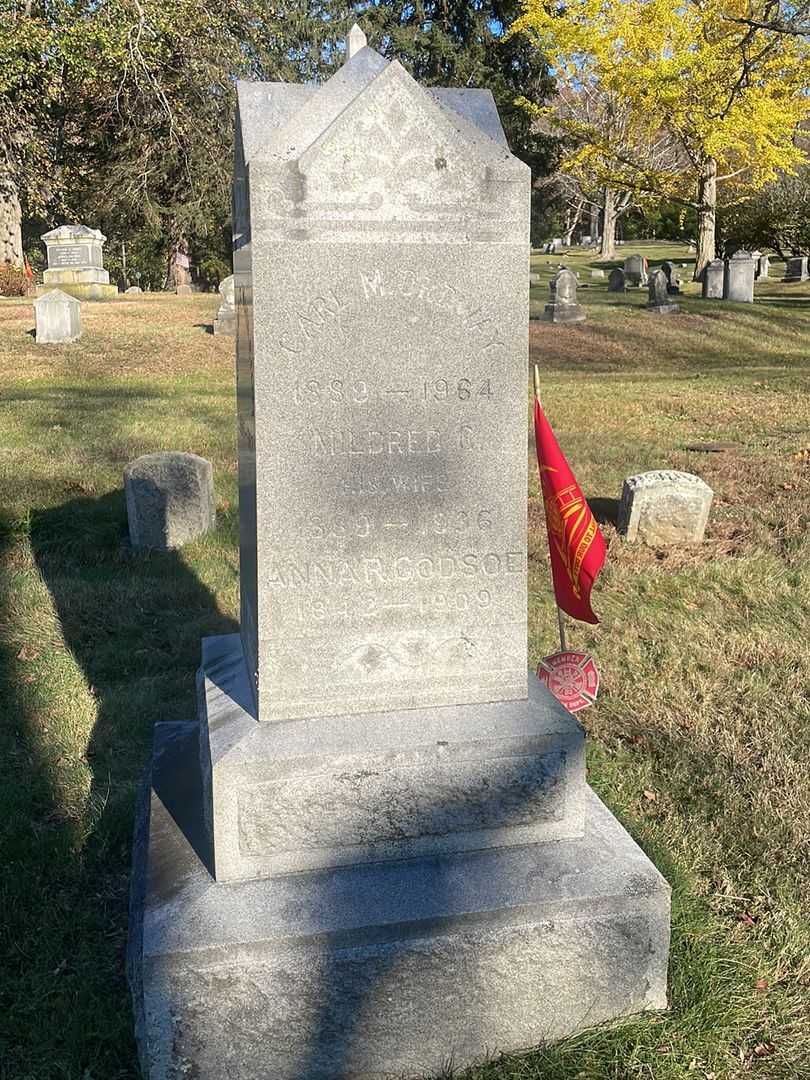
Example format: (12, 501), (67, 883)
(128, 722), (671, 1080)
(542, 303), (586, 324)
(36, 282), (118, 301)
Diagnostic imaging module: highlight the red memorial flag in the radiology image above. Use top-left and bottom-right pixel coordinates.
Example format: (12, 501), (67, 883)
(533, 396), (606, 624)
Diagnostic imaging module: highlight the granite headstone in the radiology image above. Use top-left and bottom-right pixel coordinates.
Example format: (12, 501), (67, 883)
(647, 269), (679, 314)
(618, 470), (713, 545)
(723, 250), (755, 302)
(660, 261), (681, 295)
(701, 258), (724, 299)
(607, 267), (626, 293)
(127, 27), (670, 1080)
(543, 267), (586, 323)
(213, 273), (236, 335)
(124, 452), (215, 550)
(33, 288), (81, 343)
(39, 224), (117, 300)
(783, 256), (809, 283)
(623, 254), (648, 286)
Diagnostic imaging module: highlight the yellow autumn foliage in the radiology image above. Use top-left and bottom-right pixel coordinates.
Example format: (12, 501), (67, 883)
(510, 0), (810, 202)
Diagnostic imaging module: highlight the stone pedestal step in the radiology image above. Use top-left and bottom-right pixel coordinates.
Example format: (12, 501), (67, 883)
(199, 634), (587, 882)
(128, 720), (671, 1080)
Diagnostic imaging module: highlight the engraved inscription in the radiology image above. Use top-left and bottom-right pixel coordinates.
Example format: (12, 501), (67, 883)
(291, 377), (494, 406)
(312, 427), (477, 457)
(249, 238), (527, 718)
(358, 268), (505, 354)
(48, 244), (93, 268)
(299, 508), (493, 541)
(265, 551), (524, 589)
(278, 288), (347, 354)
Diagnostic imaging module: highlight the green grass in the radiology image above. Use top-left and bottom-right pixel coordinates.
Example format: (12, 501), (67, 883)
(1, 275), (809, 1079)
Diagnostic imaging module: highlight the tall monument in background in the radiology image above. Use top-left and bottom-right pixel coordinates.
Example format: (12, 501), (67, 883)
(128, 26), (670, 1079)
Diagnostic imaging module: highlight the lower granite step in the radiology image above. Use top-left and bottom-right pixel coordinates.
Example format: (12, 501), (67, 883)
(128, 721), (670, 1080)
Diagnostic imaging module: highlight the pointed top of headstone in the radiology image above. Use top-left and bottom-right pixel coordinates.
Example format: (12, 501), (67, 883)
(347, 23), (367, 59)
(41, 224), (105, 243)
(34, 288), (80, 307)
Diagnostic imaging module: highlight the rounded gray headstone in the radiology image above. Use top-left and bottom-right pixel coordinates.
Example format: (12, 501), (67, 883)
(617, 470), (713, 545)
(124, 451), (215, 550)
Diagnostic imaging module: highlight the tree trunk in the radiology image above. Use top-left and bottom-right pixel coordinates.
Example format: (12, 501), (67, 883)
(0, 172), (23, 267)
(589, 200), (600, 239)
(563, 198), (584, 246)
(597, 187), (618, 260)
(694, 157), (717, 281)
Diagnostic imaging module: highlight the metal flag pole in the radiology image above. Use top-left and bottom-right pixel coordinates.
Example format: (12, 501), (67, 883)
(533, 363), (568, 655)
(557, 605), (568, 652)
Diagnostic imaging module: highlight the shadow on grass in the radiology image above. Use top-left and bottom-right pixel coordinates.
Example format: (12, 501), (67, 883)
(0, 490), (236, 1077)
(588, 497), (620, 527)
(0, 492), (781, 1078)
(194, 322), (215, 334)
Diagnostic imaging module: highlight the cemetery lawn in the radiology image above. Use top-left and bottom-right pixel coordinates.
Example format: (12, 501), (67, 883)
(1, 261), (809, 1079)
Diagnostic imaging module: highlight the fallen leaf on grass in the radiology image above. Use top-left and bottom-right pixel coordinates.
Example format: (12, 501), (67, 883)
(643, 789), (657, 802)
(739, 911), (756, 928)
(17, 645), (40, 662)
(753, 1042), (775, 1058)
(755, 977), (769, 991)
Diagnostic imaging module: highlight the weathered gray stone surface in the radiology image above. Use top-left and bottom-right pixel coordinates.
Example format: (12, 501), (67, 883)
(783, 256), (809, 283)
(702, 258), (724, 299)
(124, 451), (215, 550)
(235, 41), (530, 723)
(623, 254), (648, 286)
(608, 267), (626, 292)
(213, 274), (236, 335)
(129, 720), (671, 1080)
(39, 224), (117, 300)
(661, 261), (681, 294)
(755, 253), (770, 279)
(175, 284), (193, 296)
(347, 21), (366, 58)
(646, 269), (679, 314)
(125, 285), (143, 294)
(33, 288), (81, 343)
(723, 250), (755, 302)
(618, 470), (713, 545)
(543, 267), (586, 324)
(129, 29), (671, 1080)
(590, 268), (605, 280)
(198, 633), (586, 881)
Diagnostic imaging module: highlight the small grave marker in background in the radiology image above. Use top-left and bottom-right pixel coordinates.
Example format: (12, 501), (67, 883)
(618, 470), (713, 545)
(33, 289), (81, 344)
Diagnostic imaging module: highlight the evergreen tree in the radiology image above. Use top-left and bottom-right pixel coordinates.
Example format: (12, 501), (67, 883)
(354, 2), (555, 240)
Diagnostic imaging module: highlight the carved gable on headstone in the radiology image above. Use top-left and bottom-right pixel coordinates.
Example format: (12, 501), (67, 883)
(243, 52), (526, 247)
